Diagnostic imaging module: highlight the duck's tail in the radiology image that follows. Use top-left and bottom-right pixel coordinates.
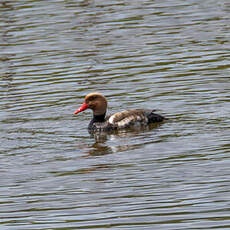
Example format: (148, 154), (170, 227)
(147, 110), (166, 123)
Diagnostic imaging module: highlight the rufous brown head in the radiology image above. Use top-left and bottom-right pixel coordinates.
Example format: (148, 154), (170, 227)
(74, 92), (107, 116)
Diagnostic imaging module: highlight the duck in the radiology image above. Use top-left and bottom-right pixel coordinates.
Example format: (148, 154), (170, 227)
(74, 92), (166, 131)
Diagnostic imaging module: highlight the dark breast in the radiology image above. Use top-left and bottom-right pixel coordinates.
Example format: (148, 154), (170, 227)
(88, 120), (115, 132)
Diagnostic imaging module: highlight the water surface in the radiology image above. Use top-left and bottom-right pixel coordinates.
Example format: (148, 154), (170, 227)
(1, 0), (230, 229)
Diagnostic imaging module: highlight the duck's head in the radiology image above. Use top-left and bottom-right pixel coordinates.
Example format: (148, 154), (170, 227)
(74, 92), (107, 116)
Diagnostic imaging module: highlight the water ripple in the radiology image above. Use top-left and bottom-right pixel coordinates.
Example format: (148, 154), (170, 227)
(1, 0), (230, 229)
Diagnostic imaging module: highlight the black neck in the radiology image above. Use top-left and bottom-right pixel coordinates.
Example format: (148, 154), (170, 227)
(92, 113), (106, 122)
(88, 113), (106, 130)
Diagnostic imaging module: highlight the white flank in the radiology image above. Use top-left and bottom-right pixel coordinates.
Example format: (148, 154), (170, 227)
(117, 117), (131, 128)
(108, 114), (116, 124)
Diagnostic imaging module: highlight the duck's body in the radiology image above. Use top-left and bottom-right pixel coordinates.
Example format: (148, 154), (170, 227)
(88, 109), (164, 131)
(74, 93), (165, 132)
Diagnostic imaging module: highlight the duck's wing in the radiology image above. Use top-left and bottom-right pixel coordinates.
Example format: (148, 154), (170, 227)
(107, 109), (149, 128)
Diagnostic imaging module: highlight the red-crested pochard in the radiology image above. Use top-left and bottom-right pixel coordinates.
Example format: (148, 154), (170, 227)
(74, 92), (165, 131)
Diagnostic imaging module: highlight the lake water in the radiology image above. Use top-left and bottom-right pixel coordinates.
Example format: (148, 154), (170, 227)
(1, 0), (230, 229)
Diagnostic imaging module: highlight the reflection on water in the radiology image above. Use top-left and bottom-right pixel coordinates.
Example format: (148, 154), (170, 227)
(87, 123), (165, 155)
(1, 0), (230, 229)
